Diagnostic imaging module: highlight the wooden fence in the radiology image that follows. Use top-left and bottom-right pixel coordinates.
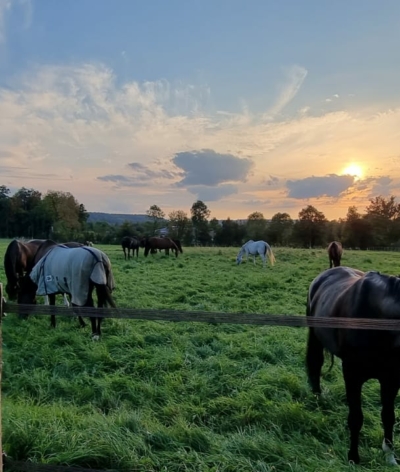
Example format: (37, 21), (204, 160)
(3, 282), (400, 471)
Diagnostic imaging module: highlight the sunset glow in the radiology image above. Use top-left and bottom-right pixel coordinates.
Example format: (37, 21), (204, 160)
(342, 164), (364, 180)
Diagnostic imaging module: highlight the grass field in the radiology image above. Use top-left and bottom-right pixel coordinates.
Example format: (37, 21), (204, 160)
(2, 240), (400, 471)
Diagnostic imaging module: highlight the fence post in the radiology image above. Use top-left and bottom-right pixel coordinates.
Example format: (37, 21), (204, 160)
(0, 283), (3, 471)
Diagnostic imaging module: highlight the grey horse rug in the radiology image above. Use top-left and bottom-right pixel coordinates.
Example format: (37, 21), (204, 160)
(30, 246), (115, 305)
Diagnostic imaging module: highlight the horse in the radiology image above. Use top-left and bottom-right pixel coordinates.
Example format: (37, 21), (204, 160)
(306, 266), (400, 465)
(121, 236), (140, 259)
(236, 240), (276, 268)
(328, 241), (343, 268)
(158, 239), (183, 256)
(3, 238), (83, 305)
(141, 237), (179, 257)
(17, 245), (116, 340)
(85, 240), (94, 247)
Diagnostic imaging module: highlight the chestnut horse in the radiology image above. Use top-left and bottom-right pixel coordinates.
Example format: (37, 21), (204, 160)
(327, 241), (343, 268)
(306, 266), (400, 465)
(157, 239), (183, 256)
(141, 237), (179, 257)
(121, 236), (140, 259)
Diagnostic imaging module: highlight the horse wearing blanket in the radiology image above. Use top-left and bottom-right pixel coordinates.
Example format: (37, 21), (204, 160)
(236, 240), (276, 268)
(18, 245), (116, 340)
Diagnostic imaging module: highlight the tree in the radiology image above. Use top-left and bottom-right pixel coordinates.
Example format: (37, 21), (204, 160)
(168, 210), (190, 239)
(0, 185), (11, 237)
(366, 195), (400, 220)
(42, 190), (84, 240)
(190, 200), (211, 245)
(146, 204), (165, 234)
(267, 212), (293, 246)
(293, 205), (327, 248)
(364, 196), (400, 247)
(246, 211), (267, 241)
(10, 187), (43, 237)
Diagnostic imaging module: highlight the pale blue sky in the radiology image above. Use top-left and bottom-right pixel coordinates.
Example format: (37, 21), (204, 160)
(1, 0), (400, 218)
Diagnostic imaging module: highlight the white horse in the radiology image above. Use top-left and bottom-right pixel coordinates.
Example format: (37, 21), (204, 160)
(236, 240), (276, 268)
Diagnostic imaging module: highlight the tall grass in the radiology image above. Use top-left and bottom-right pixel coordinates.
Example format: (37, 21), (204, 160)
(1, 241), (400, 470)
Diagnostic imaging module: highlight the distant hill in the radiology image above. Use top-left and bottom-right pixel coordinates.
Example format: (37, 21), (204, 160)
(87, 212), (151, 225)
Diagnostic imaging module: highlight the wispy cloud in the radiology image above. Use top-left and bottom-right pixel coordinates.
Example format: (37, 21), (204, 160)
(264, 65), (308, 120)
(0, 0), (31, 43)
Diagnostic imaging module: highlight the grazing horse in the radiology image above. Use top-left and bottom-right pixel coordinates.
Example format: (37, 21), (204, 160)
(121, 236), (140, 259)
(3, 238), (83, 305)
(158, 239), (183, 256)
(85, 240), (94, 247)
(236, 240), (275, 268)
(142, 237), (179, 257)
(306, 266), (400, 465)
(172, 239), (183, 254)
(17, 245), (116, 340)
(328, 241), (343, 268)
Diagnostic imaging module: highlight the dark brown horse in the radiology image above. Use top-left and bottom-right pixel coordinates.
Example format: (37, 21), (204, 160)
(121, 236), (140, 259)
(158, 239), (183, 256)
(141, 237), (179, 257)
(17, 244), (116, 339)
(306, 266), (400, 465)
(327, 240), (343, 268)
(4, 239), (84, 326)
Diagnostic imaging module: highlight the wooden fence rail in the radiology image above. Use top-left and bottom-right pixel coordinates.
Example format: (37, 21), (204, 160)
(3, 299), (400, 331)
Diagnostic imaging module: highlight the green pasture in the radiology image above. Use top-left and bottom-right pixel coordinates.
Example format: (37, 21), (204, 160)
(1, 240), (400, 471)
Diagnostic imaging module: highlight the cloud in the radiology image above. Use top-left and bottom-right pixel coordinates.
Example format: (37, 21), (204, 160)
(265, 65), (308, 120)
(286, 174), (355, 199)
(1, 61), (400, 218)
(266, 175), (279, 186)
(187, 184), (239, 201)
(0, 0), (31, 43)
(173, 149), (253, 187)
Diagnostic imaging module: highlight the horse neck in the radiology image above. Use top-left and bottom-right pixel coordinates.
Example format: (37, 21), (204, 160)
(26, 240), (56, 273)
(4, 241), (21, 283)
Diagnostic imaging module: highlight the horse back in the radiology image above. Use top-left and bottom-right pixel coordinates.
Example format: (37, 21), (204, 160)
(309, 267), (400, 358)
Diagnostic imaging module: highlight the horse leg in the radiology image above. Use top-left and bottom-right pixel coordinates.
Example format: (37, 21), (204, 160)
(343, 362), (364, 464)
(123, 247), (126, 260)
(166, 248), (169, 255)
(63, 293), (70, 307)
(380, 379), (399, 465)
(329, 257), (333, 269)
(85, 288), (99, 340)
(305, 328), (324, 395)
(47, 294), (57, 328)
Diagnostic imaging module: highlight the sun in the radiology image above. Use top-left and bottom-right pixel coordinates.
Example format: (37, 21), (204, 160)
(342, 163), (363, 180)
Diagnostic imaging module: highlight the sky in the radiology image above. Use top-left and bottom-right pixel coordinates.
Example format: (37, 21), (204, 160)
(1, 0), (400, 220)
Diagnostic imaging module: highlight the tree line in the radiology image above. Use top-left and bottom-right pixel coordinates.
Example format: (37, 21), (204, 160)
(1, 185), (400, 249)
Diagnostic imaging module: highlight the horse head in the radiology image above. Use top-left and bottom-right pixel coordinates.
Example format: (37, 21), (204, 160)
(5, 279), (19, 301)
(17, 274), (38, 318)
(236, 253), (243, 265)
(139, 237), (147, 248)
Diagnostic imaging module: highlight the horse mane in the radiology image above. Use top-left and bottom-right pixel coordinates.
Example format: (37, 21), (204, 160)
(4, 239), (19, 283)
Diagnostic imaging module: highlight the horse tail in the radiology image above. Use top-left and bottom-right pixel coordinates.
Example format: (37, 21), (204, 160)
(171, 240), (179, 257)
(265, 243), (276, 266)
(325, 353), (335, 374)
(103, 285), (117, 308)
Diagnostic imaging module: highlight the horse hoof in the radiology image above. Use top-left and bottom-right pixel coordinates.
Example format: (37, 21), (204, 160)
(92, 334), (100, 341)
(348, 451), (360, 465)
